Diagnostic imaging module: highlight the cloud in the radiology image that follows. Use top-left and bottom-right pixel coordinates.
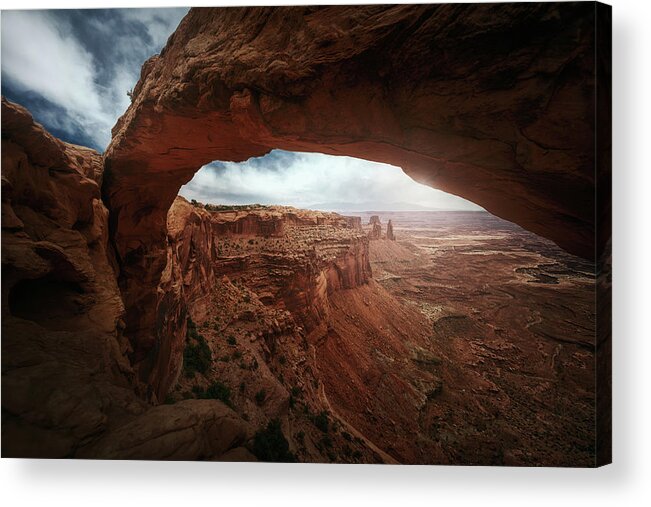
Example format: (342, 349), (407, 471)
(179, 150), (483, 211)
(1, 8), (188, 150)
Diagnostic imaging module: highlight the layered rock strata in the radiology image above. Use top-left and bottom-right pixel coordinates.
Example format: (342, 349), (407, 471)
(386, 220), (396, 241)
(1, 99), (251, 460)
(101, 4), (604, 371)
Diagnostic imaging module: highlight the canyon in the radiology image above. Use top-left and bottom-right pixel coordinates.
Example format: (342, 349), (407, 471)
(1, 4), (609, 465)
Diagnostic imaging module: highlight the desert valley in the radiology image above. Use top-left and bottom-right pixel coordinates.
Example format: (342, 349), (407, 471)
(1, 4), (609, 466)
(158, 200), (597, 465)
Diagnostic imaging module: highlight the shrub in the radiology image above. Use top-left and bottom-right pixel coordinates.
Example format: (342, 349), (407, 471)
(255, 389), (267, 405)
(289, 386), (302, 409)
(291, 386), (302, 398)
(313, 411), (329, 433)
(320, 435), (333, 448)
(251, 419), (296, 463)
(183, 318), (212, 376)
(205, 381), (232, 407)
(192, 381), (232, 407)
(227, 336), (237, 346)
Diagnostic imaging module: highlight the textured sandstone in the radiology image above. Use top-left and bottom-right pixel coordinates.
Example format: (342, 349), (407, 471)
(1, 99), (133, 457)
(368, 222), (382, 241)
(162, 197), (443, 463)
(146, 197), (373, 397)
(101, 4), (601, 359)
(1, 99), (250, 459)
(1, 3), (608, 463)
(77, 399), (252, 460)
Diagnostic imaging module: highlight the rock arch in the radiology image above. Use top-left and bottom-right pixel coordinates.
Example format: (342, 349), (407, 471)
(103, 4), (608, 393)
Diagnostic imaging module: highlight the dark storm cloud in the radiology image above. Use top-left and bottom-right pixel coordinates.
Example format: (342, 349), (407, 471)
(1, 8), (188, 150)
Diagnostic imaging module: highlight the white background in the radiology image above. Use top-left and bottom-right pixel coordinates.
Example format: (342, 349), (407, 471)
(1, 0), (649, 505)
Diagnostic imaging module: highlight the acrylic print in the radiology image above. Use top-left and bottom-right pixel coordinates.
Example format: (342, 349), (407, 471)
(1, 3), (611, 466)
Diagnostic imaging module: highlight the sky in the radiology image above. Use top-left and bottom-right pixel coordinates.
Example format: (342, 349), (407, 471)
(179, 151), (483, 211)
(1, 8), (189, 149)
(1, 8), (482, 211)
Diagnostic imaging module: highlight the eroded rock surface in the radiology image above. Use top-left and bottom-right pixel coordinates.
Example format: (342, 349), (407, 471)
(162, 198), (442, 463)
(1, 99), (251, 460)
(102, 4), (601, 360)
(2, 3), (608, 464)
(149, 197), (373, 397)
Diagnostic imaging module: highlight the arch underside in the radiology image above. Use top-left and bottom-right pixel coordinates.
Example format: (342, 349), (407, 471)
(102, 4), (605, 392)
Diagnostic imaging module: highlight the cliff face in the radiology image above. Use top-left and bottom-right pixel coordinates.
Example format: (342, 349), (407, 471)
(1, 99), (131, 456)
(159, 197), (447, 463)
(0, 97), (601, 464)
(101, 5), (600, 360)
(1, 99), (251, 460)
(146, 197), (372, 397)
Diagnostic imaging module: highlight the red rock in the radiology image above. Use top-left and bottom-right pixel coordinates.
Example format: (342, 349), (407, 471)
(1, 99), (250, 460)
(1, 2), (609, 464)
(101, 5), (602, 362)
(386, 220), (395, 241)
(368, 222), (382, 241)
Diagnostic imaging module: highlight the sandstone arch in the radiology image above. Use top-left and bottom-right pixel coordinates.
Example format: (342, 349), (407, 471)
(103, 4), (608, 393)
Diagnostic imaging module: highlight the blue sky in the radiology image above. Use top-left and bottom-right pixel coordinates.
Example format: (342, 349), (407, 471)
(1, 8), (481, 211)
(1, 8), (188, 149)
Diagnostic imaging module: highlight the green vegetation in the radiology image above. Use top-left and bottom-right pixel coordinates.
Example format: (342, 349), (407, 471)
(183, 317), (211, 377)
(255, 389), (267, 405)
(312, 410), (329, 433)
(251, 419), (296, 462)
(227, 335), (237, 346)
(192, 381), (232, 407)
(289, 386), (302, 409)
(320, 435), (333, 448)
